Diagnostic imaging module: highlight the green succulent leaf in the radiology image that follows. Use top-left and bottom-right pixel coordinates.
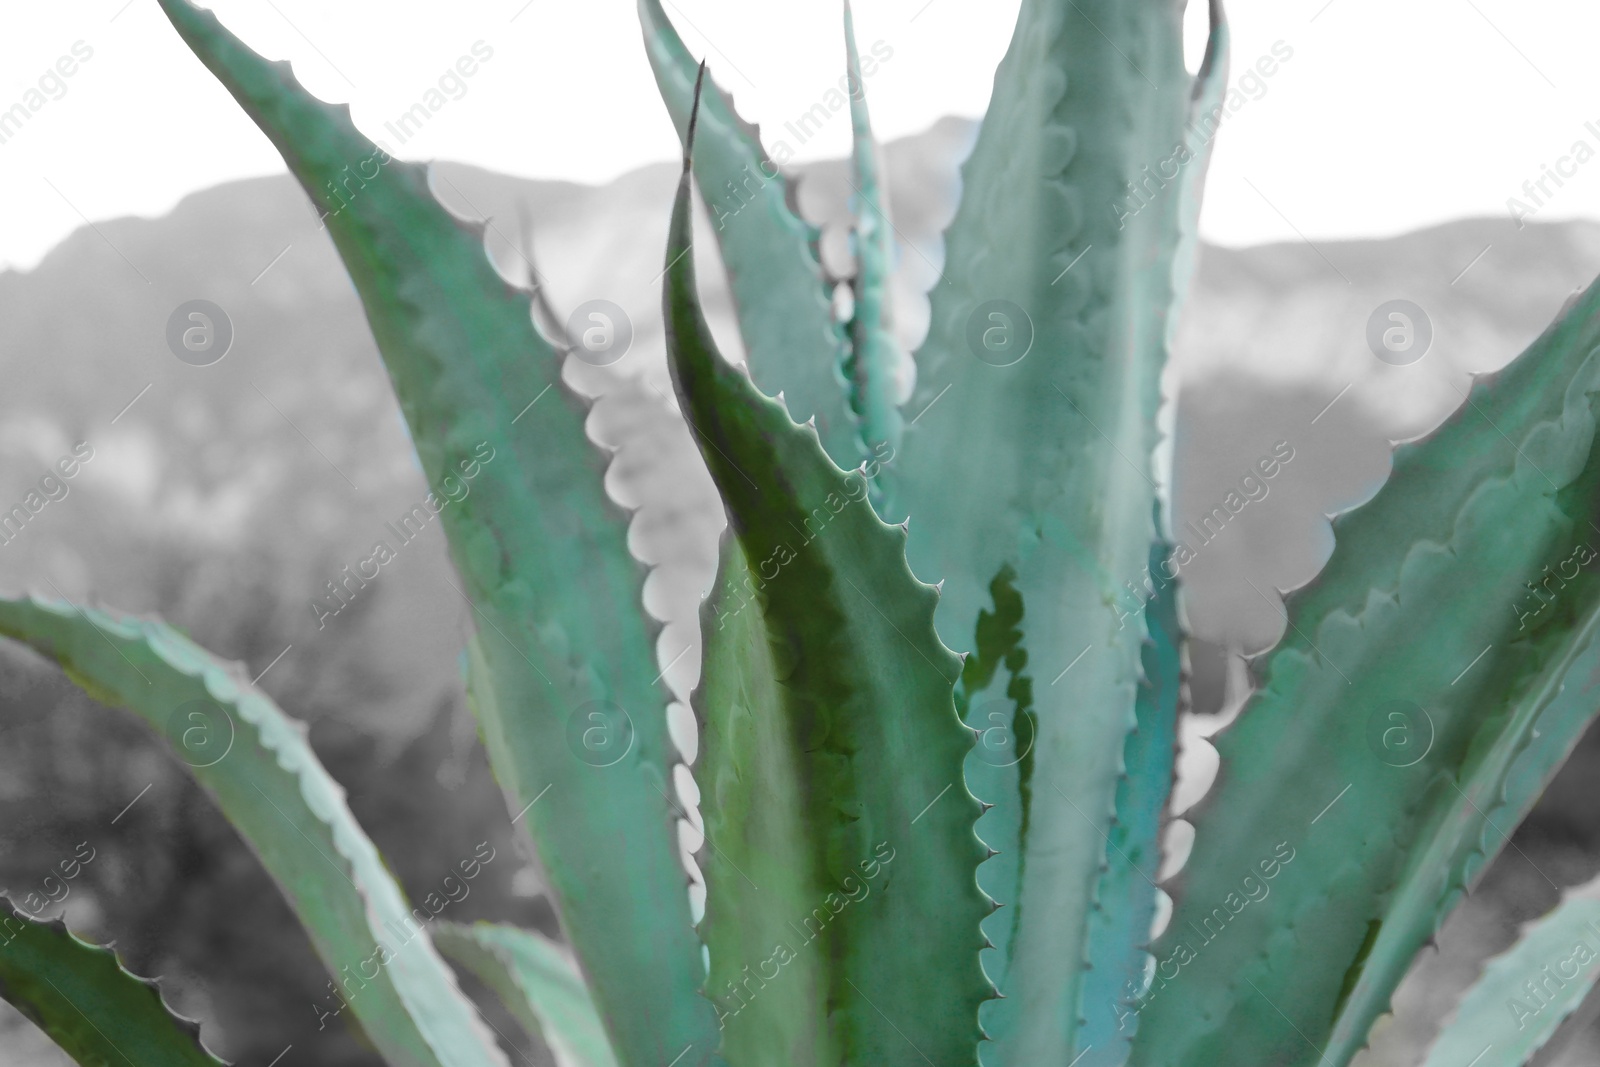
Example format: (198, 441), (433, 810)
(1076, 526), (1185, 1067)
(1420, 876), (1600, 1067)
(434, 922), (618, 1067)
(842, 0), (904, 468)
(1321, 588), (1600, 1065)
(1166, 0), (1229, 352)
(1078, 8), (1227, 1061)
(0, 895), (225, 1067)
(1129, 280), (1600, 1067)
(0, 596), (504, 1067)
(637, 0), (860, 469)
(155, 5), (719, 1065)
(666, 84), (991, 1067)
(878, 2), (1197, 1062)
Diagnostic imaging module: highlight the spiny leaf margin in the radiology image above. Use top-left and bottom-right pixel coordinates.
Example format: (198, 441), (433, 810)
(153, 4), (719, 1064)
(0, 894), (226, 1067)
(0, 595), (505, 1067)
(666, 70), (992, 1067)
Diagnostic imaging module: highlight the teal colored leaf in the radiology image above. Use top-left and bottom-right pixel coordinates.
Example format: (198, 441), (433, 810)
(1081, 6), (1227, 1060)
(1129, 279), (1600, 1067)
(667, 85), (991, 1067)
(434, 922), (617, 1067)
(952, 567), (1032, 1052)
(637, 0), (861, 469)
(878, 2), (1197, 1062)
(0, 895), (224, 1067)
(1420, 877), (1600, 1067)
(1322, 588), (1600, 1064)
(842, 0), (904, 467)
(155, 5), (719, 1065)
(1165, 0), (1229, 355)
(0, 597), (504, 1067)
(1076, 526), (1185, 1067)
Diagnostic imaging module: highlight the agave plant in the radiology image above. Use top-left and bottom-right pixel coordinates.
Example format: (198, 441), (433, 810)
(7, 1), (1600, 1065)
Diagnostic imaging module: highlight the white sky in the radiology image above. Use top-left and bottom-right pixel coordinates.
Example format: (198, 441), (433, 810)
(0, 0), (1597, 271)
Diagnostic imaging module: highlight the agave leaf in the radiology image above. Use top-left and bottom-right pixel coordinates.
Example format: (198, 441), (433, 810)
(1320, 590), (1600, 1065)
(842, 0), (904, 467)
(434, 922), (618, 1067)
(1419, 876), (1600, 1067)
(636, 0), (860, 469)
(1076, 527), (1185, 1067)
(878, 2), (1196, 1061)
(155, 5), (719, 1064)
(1078, 9), (1228, 1061)
(0, 895), (224, 1067)
(0, 597), (504, 1067)
(666, 84), (990, 1066)
(1165, 0), (1228, 355)
(1129, 280), (1600, 1067)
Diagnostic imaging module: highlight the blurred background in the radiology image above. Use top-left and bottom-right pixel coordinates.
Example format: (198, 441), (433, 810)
(5, 1), (1600, 1065)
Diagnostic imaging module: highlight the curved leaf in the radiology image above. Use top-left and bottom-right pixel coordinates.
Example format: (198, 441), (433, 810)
(0, 895), (225, 1067)
(1321, 588), (1600, 1064)
(878, 2), (1197, 1062)
(637, 0), (860, 469)
(1130, 280), (1600, 1067)
(1420, 877), (1600, 1067)
(0, 596), (504, 1067)
(667, 85), (991, 1067)
(842, 0), (904, 466)
(154, 5), (718, 1064)
(434, 922), (617, 1067)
